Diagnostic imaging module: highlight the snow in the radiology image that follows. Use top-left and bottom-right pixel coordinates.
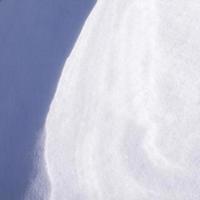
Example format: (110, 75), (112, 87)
(45, 0), (200, 200)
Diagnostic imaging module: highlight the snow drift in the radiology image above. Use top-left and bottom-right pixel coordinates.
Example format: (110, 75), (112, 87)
(45, 0), (200, 199)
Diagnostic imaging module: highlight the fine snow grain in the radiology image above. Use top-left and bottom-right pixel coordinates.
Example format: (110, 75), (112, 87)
(45, 1), (200, 199)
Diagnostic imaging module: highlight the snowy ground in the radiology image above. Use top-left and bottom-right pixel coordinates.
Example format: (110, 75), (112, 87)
(46, 0), (200, 200)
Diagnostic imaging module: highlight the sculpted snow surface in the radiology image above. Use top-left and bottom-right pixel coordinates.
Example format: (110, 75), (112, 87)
(45, 1), (200, 199)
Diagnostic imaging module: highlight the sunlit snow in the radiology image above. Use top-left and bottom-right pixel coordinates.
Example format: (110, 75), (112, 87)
(45, 1), (200, 199)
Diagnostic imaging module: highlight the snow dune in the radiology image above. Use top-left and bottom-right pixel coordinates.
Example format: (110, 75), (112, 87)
(45, 0), (200, 199)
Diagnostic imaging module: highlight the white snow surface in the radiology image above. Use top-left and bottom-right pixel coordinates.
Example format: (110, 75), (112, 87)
(45, 0), (200, 199)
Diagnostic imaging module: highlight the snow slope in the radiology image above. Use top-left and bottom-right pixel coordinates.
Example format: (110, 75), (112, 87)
(45, 0), (200, 199)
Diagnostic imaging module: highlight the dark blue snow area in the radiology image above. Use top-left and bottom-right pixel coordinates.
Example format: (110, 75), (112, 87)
(0, 0), (96, 199)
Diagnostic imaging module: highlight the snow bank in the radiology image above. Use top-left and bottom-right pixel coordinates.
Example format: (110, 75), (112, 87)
(45, 0), (200, 199)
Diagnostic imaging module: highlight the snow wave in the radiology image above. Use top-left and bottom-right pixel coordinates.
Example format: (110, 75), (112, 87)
(45, 0), (200, 199)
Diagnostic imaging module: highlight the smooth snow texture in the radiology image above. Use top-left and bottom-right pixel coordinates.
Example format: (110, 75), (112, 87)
(45, 0), (200, 199)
